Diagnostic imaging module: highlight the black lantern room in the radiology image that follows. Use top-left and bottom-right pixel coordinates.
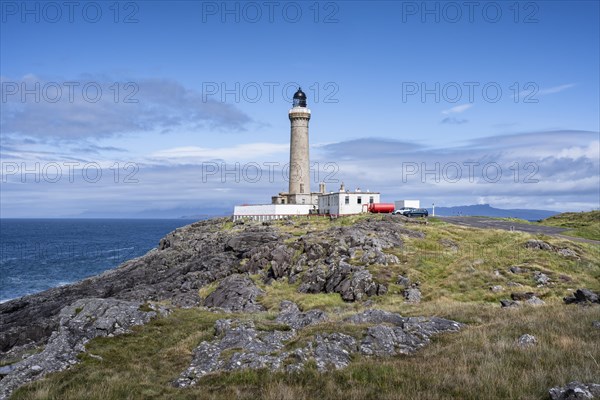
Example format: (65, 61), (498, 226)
(292, 87), (307, 107)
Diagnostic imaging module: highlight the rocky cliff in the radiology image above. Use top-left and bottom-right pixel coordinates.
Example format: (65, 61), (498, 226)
(1, 214), (598, 399)
(1, 216), (418, 353)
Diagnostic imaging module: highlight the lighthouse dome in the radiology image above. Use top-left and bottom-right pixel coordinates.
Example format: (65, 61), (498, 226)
(292, 87), (307, 107)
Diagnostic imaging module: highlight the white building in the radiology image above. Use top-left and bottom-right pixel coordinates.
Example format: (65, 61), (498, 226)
(318, 185), (380, 216)
(394, 200), (420, 209)
(233, 204), (315, 221)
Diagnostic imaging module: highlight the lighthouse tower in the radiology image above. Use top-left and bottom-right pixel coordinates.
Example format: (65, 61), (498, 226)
(288, 88), (311, 202)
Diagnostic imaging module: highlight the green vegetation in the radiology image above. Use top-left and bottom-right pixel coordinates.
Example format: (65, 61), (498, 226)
(10, 213), (600, 400)
(12, 304), (600, 400)
(539, 210), (600, 241)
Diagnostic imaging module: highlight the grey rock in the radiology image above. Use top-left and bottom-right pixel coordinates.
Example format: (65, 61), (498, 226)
(345, 309), (405, 326)
(298, 265), (328, 294)
(321, 262), (385, 302)
(549, 381), (600, 399)
(517, 334), (537, 348)
(533, 271), (550, 285)
(0, 365), (16, 376)
(500, 299), (519, 308)
(174, 318), (297, 388)
(0, 298), (166, 399)
(158, 237), (171, 250)
(267, 245), (295, 280)
(564, 289), (600, 305)
(557, 248), (580, 259)
(524, 239), (553, 251)
(402, 316), (463, 336)
(490, 285), (503, 293)
(360, 325), (409, 356)
(314, 333), (357, 371)
(511, 292), (537, 301)
(593, 321), (600, 330)
(403, 285), (421, 304)
(224, 230), (280, 257)
(175, 308), (462, 388)
(360, 316), (462, 356)
(203, 274), (265, 313)
(396, 275), (411, 287)
(509, 266), (528, 274)
(525, 296), (545, 306)
(275, 301), (328, 329)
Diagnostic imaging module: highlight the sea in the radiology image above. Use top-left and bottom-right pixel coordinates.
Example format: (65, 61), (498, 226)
(0, 219), (197, 303)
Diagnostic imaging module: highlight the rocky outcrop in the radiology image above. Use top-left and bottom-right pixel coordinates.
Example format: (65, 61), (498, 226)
(525, 239), (554, 251)
(0, 218), (249, 351)
(275, 301), (327, 329)
(0, 298), (168, 400)
(174, 303), (462, 388)
(202, 274), (265, 312)
(1, 216), (422, 353)
(524, 240), (580, 259)
(549, 381), (600, 399)
(564, 289), (600, 305)
(299, 261), (386, 301)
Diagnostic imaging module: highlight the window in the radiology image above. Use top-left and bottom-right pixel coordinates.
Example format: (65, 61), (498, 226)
(369, 196), (374, 204)
(357, 196), (362, 204)
(302, 198), (305, 204)
(300, 184), (304, 193)
(345, 196), (349, 205)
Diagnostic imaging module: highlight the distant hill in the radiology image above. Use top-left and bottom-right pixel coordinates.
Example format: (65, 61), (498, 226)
(76, 206), (231, 219)
(429, 204), (559, 221)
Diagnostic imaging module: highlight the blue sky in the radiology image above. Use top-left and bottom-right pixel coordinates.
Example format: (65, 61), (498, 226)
(1, 1), (599, 217)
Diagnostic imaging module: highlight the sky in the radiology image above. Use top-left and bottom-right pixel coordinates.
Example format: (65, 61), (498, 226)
(1, 0), (599, 218)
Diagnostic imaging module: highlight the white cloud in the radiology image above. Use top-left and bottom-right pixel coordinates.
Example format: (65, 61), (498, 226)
(0, 76), (252, 139)
(442, 104), (473, 115)
(538, 83), (575, 96)
(149, 143), (289, 164)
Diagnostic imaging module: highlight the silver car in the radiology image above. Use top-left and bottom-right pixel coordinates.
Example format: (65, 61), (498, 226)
(392, 207), (415, 215)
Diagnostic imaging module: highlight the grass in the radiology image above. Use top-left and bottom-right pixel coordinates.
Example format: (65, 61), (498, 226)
(9, 212), (600, 400)
(11, 304), (600, 400)
(539, 210), (600, 241)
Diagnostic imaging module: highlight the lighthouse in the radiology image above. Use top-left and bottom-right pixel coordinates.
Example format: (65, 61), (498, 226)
(233, 86), (385, 221)
(288, 88), (311, 200)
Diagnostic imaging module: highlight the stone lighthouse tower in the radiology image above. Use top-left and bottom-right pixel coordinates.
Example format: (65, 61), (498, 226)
(287, 87), (312, 203)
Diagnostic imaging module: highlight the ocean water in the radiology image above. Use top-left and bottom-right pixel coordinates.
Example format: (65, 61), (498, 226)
(0, 219), (197, 303)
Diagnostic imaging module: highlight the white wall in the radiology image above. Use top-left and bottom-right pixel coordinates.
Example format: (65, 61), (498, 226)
(233, 204), (315, 221)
